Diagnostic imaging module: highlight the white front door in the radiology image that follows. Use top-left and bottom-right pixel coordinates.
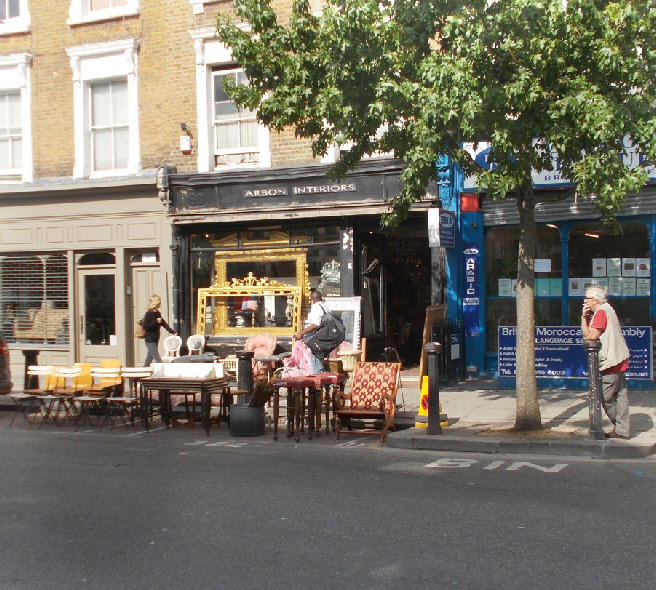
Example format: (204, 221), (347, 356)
(78, 268), (118, 363)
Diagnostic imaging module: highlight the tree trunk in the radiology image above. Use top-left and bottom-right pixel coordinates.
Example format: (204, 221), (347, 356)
(514, 179), (542, 430)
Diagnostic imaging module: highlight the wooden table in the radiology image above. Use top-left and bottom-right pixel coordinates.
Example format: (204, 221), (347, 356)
(140, 376), (230, 435)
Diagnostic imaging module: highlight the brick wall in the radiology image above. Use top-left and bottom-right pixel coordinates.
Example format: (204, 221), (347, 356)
(0, 0), (318, 180)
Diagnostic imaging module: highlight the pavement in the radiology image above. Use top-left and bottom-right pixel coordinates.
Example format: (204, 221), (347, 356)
(389, 368), (656, 459)
(2, 366), (655, 459)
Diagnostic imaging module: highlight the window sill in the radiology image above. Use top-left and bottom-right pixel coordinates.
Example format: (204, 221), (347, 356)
(0, 21), (31, 36)
(68, 7), (139, 26)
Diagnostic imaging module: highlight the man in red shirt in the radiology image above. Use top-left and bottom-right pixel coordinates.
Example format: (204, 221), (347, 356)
(581, 286), (630, 439)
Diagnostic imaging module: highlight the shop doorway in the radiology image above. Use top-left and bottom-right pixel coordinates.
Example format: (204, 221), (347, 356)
(361, 225), (432, 365)
(77, 268), (117, 363)
(130, 253), (164, 366)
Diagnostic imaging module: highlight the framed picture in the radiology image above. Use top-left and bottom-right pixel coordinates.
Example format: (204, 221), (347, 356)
(592, 258), (607, 277)
(637, 258), (650, 278)
(324, 296), (362, 350)
(607, 258), (622, 277)
(568, 278), (582, 296)
(622, 258), (637, 277)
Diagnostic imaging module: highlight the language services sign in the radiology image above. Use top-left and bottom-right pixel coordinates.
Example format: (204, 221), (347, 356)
(498, 326), (652, 380)
(427, 208), (456, 248)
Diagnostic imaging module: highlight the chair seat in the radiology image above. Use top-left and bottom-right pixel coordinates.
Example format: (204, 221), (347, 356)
(319, 372), (347, 384)
(271, 376), (316, 389)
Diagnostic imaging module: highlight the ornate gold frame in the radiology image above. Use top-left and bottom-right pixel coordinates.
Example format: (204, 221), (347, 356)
(196, 247), (310, 337)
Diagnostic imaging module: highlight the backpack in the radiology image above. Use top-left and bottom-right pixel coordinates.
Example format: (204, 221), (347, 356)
(302, 308), (346, 360)
(135, 319), (146, 339)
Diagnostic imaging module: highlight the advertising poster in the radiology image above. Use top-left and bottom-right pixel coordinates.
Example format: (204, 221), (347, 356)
(463, 244), (480, 337)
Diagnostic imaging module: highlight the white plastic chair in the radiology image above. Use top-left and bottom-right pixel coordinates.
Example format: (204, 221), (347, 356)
(187, 334), (205, 355)
(161, 335), (182, 363)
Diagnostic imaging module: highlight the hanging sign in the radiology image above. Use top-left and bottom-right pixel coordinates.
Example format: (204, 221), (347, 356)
(463, 243), (480, 336)
(428, 208), (456, 248)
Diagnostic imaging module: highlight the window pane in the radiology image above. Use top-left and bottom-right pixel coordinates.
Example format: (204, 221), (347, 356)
(90, 0), (112, 9)
(112, 81), (128, 124)
(8, 0), (19, 18)
(0, 99), (7, 132)
(114, 127), (129, 168)
(11, 138), (21, 168)
(91, 85), (111, 127)
(93, 129), (112, 170)
(213, 74), (231, 102)
(216, 122), (238, 149)
(8, 93), (21, 131)
(215, 101), (238, 119)
(0, 140), (9, 168)
(239, 120), (257, 148)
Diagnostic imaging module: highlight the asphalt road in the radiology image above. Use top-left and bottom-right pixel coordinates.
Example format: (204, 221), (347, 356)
(0, 425), (655, 590)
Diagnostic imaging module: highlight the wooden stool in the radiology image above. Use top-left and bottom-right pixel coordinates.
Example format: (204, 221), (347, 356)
(307, 374), (333, 436)
(271, 376), (317, 442)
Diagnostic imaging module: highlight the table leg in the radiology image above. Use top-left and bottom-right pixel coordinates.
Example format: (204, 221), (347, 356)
(287, 388), (294, 439)
(273, 388), (279, 441)
(308, 388), (315, 440)
(202, 387), (210, 436)
(315, 387), (322, 436)
(294, 389), (301, 443)
(324, 385), (330, 435)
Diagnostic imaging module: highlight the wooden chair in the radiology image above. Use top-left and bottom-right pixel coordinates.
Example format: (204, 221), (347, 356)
(334, 361), (401, 442)
(244, 333), (277, 379)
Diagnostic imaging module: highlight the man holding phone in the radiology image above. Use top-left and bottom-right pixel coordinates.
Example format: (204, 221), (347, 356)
(581, 286), (631, 439)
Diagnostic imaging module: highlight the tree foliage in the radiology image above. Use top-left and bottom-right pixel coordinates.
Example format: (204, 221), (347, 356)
(218, 0), (656, 428)
(219, 0), (656, 225)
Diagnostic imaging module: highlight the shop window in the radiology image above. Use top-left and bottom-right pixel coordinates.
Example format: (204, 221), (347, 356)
(0, 253), (69, 345)
(485, 224), (562, 353)
(567, 221), (650, 326)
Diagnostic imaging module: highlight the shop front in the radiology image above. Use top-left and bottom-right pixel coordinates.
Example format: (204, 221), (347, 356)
(479, 189), (656, 388)
(167, 159), (438, 364)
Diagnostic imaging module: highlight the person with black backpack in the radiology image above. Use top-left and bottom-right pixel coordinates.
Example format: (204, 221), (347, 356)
(293, 290), (345, 374)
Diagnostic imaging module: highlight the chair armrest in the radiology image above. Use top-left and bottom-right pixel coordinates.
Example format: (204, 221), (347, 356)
(380, 393), (396, 417)
(335, 391), (351, 410)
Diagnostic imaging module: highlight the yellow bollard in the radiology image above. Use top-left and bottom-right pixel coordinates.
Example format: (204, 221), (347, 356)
(415, 376), (449, 428)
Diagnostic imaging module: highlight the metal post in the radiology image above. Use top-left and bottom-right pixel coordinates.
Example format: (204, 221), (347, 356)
(425, 342), (442, 435)
(236, 350), (254, 403)
(582, 340), (605, 440)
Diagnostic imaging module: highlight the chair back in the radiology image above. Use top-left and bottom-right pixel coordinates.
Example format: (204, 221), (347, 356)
(187, 334), (205, 355)
(73, 362), (94, 391)
(45, 366), (65, 391)
(27, 365), (54, 391)
(53, 366), (82, 394)
(91, 365), (123, 395)
(245, 333), (277, 378)
(98, 359), (122, 387)
(349, 362), (401, 411)
(162, 335), (182, 361)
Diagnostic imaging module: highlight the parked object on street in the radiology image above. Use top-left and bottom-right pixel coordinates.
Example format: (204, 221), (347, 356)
(335, 361), (401, 442)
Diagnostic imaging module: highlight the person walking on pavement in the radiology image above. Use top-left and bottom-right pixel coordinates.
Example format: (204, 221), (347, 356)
(142, 294), (177, 366)
(581, 286), (630, 439)
(293, 290), (328, 374)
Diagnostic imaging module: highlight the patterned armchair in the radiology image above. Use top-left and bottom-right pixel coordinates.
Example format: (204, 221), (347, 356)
(334, 361), (401, 442)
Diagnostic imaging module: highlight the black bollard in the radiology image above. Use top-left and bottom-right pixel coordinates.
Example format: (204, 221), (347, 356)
(236, 350), (254, 403)
(425, 342), (442, 435)
(582, 340), (605, 440)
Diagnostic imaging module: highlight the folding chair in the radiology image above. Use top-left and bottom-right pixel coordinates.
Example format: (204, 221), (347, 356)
(76, 365), (119, 429)
(7, 365), (53, 428)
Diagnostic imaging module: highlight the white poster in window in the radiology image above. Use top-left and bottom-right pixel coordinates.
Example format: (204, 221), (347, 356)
(636, 278), (651, 296)
(607, 257), (622, 276)
(622, 258), (636, 277)
(636, 258), (650, 277)
(608, 276), (622, 297)
(582, 278), (594, 292)
(622, 277), (636, 296)
(534, 258), (552, 273)
(594, 277), (608, 290)
(592, 258), (607, 277)
(568, 278), (582, 296)
(498, 278), (512, 297)
(549, 279), (562, 297)
(512, 279), (518, 297)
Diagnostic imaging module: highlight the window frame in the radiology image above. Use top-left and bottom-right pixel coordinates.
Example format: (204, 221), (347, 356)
(0, 53), (32, 183)
(0, 0), (30, 35)
(88, 79), (130, 173)
(68, 0), (139, 25)
(191, 27), (271, 173)
(66, 39), (140, 179)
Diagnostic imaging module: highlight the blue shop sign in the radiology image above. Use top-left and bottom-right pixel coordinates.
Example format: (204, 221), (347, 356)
(498, 326), (652, 380)
(463, 244), (480, 337)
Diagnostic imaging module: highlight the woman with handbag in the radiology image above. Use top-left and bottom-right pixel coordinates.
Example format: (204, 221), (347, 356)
(142, 294), (177, 366)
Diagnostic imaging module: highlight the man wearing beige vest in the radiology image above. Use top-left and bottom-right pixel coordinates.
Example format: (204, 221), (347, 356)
(581, 286), (631, 439)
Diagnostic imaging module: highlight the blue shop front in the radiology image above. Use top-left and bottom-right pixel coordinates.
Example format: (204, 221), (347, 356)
(439, 150), (656, 390)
